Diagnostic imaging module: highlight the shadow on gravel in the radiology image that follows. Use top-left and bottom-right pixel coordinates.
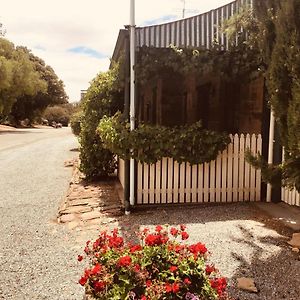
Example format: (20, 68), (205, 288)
(228, 225), (300, 300)
(70, 147), (80, 152)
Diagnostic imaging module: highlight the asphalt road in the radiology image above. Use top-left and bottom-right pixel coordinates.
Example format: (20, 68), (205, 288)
(0, 127), (84, 300)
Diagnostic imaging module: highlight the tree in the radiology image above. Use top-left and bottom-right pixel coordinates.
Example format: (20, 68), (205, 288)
(9, 48), (68, 124)
(242, 0), (300, 191)
(0, 38), (47, 120)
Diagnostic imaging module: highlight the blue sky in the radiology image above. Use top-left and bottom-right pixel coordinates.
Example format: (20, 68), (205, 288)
(68, 47), (107, 59)
(2, 0), (232, 102)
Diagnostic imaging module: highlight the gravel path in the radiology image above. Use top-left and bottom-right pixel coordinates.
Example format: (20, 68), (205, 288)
(1, 127), (299, 300)
(0, 128), (85, 300)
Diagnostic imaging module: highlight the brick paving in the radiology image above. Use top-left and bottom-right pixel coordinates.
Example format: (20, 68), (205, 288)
(58, 159), (124, 230)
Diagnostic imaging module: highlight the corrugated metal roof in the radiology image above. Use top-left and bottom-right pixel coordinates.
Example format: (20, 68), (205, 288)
(135, 0), (252, 50)
(111, 0), (253, 64)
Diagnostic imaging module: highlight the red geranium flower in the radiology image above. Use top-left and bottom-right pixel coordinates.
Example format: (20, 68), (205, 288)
(146, 280), (152, 287)
(189, 242), (207, 255)
(130, 244), (142, 253)
(169, 265), (178, 272)
(77, 255), (83, 262)
(90, 263), (102, 275)
(165, 283), (180, 293)
(79, 276), (88, 286)
(180, 224), (187, 231)
(145, 234), (167, 246)
(165, 283), (172, 293)
(93, 280), (106, 292)
(205, 265), (216, 275)
(155, 225), (163, 232)
(170, 227), (179, 236)
(210, 277), (227, 296)
(118, 255), (132, 267)
(181, 231), (189, 240)
(133, 264), (141, 272)
(172, 283), (180, 293)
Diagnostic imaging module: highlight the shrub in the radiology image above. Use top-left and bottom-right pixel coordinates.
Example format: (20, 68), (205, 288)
(43, 105), (70, 126)
(70, 110), (83, 136)
(78, 61), (124, 179)
(77, 226), (229, 300)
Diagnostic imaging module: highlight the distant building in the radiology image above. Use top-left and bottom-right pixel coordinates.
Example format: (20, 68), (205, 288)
(80, 90), (87, 101)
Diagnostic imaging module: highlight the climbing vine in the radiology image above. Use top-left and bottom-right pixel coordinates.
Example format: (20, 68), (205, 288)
(135, 44), (263, 86)
(97, 113), (230, 165)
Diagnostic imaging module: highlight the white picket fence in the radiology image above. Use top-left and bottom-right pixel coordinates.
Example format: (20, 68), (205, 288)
(135, 134), (262, 205)
(282, 188), (300, 207)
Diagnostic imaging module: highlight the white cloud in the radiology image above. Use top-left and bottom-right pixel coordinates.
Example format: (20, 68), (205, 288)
(1, 0), (233, 102)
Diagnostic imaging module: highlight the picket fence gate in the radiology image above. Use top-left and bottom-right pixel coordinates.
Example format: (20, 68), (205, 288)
(131, 134), (262, 205)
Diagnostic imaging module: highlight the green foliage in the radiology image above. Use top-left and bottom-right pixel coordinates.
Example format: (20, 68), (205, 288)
(78, 226), (228, 300)
(135, 44), (263, 87)
(43, 104), (72, 126)
(226, 1), (300, 192)
(98, 113), (230, 165)
(245, 150), (282, 187)
(9, 48), (68, 124)
(79, 62), (124, 179)
(70, 110), (83, 136)
(0, 38), (47, 120)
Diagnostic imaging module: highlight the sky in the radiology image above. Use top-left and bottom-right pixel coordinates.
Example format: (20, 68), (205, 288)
(1, 0), (232, 102)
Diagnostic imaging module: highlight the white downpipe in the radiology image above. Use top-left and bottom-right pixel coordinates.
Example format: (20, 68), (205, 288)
(129, 0), (136, 206)
(266, 109), (275, 202)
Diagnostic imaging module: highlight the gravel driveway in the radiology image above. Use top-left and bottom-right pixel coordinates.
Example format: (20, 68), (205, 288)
(0, 127), (85, 300)
(1, 127), (299, 300)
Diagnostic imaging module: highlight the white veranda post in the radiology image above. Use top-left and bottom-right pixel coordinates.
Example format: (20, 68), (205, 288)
(129, 0), (136, 206)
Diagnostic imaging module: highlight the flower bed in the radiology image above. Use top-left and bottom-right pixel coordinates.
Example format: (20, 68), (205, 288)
(78, 225), (230, 300)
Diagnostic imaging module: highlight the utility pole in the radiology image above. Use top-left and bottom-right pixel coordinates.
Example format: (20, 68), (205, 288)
(129, 0), (136, 209)
(182, 0), (186, 18)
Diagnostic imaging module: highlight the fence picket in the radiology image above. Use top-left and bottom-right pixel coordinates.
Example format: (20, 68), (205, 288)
(179, 163), (186, 203)
(143, 163), (149, 204)
(149, 163), (155, 204)
(255, 134), (262, 201)
(244, 134), (251, 201)
(198, 164), (204, 202)
(221, 148), (227, 202)
(173, 161), (179, 203)
(216, 154), (222, 202)
(233, 134), (239, 201)
(204, 162), (209, 202)
(249, 135), (256, 201)
(137, 162), (143, 204)
(155, 160), (161, 204)
(118, 159), (125, 188)
(238, 134), (245, 201)
(186, 163), (192, 203)
(167, 158), (173, 203)
(191, 165), (198, 202)
(227, 135), (233, 202)
(161, 158), (167, 203)
(210, 160), (216, 202)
